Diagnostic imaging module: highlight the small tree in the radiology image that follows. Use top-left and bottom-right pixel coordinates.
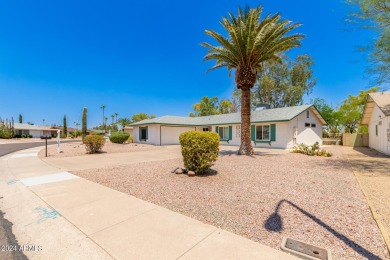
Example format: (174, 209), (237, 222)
(19, 114), (22, 123)
(337, 87), (379, 133)
(117, 118), (131, 132)
(63, 115), (67, 135)
(82, 107), (87, 141)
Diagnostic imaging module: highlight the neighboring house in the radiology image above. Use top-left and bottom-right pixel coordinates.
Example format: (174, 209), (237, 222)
(130, 105), (326, 148)
(14, 123), (58, 138)
(50, 126), (90, 135)
(361, 91), (390, 155)
(123, 126), (133, 136)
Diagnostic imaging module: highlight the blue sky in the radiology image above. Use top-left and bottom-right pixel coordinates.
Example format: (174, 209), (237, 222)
(0, 0), (376, 127)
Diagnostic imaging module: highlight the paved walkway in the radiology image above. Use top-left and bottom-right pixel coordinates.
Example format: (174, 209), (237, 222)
(0, 146), (297, 259)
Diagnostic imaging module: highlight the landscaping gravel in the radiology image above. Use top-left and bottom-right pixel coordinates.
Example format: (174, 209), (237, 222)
(38, 141), (163, 158)
(72, 146), (389, 259)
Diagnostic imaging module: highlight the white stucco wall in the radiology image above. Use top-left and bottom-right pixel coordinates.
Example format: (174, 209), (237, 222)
(368, 105), (390, 155)
(287, 109), (323, 148)
(133, 108), (324, 149)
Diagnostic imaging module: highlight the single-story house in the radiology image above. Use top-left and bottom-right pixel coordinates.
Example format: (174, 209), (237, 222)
(130, 104), (326, 149)
(14, 123), (58, 138)
(361, 91), (390, 155)
(123, 126), (133, 136)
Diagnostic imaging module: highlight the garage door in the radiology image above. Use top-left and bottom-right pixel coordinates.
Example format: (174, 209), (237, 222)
(161, 126), (194, 145)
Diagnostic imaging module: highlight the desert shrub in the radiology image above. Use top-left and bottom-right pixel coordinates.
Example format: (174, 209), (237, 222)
(127, 134), (133, 143)
(0, 118), (14, 139)
(179, 131), (220, 174)
(292, 142), (332, 157)
(21, 134), (27, 138)
(84, 135), (105, 154)
(28, 134), (32, 138)
(60, 134), (67, 138)
(109, 132), (130, 144)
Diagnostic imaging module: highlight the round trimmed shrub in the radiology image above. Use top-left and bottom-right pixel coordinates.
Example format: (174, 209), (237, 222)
(84, 135), (105, 154)
(179, 131), (220, 174)
(109, 132), (130, 144)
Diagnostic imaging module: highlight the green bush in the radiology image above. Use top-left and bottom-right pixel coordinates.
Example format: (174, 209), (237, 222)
(292, 142), (332, 157)
(127, 134), (133, 143)
(109, 132), (130, 144)
(179, 131), (220, 174)
(60, 134), (67, 139)
(84, 135), (105, 154)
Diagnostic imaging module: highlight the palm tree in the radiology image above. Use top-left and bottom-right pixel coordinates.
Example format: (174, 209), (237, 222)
(115, 113), (119, 123)
(111, 114), (115, 125)
(202, 6), (303, 155)
(117, 118), (131, 132)
(100, 105), (106, 132)
(104, 117), (108, 129)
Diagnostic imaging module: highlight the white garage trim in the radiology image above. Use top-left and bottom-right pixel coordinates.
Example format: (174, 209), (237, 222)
(160, 125), (196, 145)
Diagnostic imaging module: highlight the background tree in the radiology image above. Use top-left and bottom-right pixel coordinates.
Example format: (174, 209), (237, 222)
(202, 6), (303, 155)
(189, 96), (220, 117)
(348, 0), (390, 84)
(104, 117), (108, 129)
(115, 113), (119, 123)
(311, 98), (340, 134)
(82, 107), (87, 141)
(219, 99), (235, 114)
(253, 55), (316, 108)
(19, 114), (22, 123)
(111, 114), (115, 125)
(63, 115), (67, 135)
(131, 113), (156, 122)
(100, 105), (106, 132)
(117, 118), (131, 131)
(337, 86), (379, 133)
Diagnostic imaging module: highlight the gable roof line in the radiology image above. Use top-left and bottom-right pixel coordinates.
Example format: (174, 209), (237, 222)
(130, 104), (326, 127)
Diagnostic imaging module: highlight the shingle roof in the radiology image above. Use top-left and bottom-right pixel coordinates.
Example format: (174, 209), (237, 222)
(131, 105), (325, 126)
(361, 92), (390, 125)
(369, 92), (390, 116)
(13, 123), (54, 131)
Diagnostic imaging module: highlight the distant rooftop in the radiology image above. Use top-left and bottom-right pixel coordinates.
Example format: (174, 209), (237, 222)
(361, 91), (390, 124)
(130, 105), (326, 126)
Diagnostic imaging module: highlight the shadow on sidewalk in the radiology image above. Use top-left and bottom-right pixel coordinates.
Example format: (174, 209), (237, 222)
(0, 210), (28, 260)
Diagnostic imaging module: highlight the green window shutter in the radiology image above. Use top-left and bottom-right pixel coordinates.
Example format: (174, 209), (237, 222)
(228, 126), (232, 140)
(251, 125), (255, 141)
(139, 127), (142, 141)
(270, 124), (276, 141)
(146, 126), (148, 140)
(215, 126), (219, 133)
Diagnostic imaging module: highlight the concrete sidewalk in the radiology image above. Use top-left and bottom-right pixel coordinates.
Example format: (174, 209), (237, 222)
(1, 147), (297, 259)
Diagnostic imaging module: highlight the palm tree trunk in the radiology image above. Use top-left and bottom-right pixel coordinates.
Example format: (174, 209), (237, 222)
(238, 86), (254, 155)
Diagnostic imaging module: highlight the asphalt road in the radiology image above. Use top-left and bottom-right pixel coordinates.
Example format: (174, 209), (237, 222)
(0, 139), (79, 158)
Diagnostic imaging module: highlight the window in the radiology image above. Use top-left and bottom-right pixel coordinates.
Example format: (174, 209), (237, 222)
(255, 125), (270, 140)
(311, 123), (316, 128)
(305, 123), (310, 127)
(140, 127), (147, 140)
(307, 111), (310, 118)
(202, 127), (209, 132)
(218, 127), (229, 140)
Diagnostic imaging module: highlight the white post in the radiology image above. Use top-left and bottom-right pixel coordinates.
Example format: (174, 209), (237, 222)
(57, 130), (61, 154)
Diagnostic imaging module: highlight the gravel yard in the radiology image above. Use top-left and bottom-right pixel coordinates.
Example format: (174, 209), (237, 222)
(38, 141), (164, 158)
(72, 146), (389, 259)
